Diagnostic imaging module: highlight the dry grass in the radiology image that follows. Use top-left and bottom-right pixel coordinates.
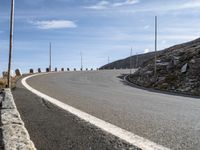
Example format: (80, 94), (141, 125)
(0, 76), (19, 89)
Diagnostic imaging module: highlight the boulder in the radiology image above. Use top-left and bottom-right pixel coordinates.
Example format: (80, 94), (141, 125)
(181, 63), (188, 74)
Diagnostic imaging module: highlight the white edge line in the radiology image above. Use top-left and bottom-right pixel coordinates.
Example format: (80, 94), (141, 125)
(21, 73), (170, 150)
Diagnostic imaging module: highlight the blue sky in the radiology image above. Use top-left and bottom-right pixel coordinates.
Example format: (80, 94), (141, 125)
(0, 0), (200, 73)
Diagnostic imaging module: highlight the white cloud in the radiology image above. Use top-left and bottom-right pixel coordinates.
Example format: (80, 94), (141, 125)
(84, 1), (110, 10)
(85, 0), (139, 10)
(113, 0), (139, 7)
(178, 0), (200, 10)
(120, 0), (200, 14)
(30, 20), (77, 29)
(144, 48), (150, 53)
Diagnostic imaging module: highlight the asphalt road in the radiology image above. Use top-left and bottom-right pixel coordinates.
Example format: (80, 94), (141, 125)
(25, 70), (200, 150)
(13, 77), (139, 150)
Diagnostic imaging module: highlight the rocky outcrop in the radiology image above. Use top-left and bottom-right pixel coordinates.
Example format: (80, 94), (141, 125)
(129, 38), (200, 96)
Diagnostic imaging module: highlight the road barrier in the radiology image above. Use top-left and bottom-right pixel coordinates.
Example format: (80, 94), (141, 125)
(38, 68), (41, 73)
(15, 69), (21, 76)
(29, 69), (34, 74)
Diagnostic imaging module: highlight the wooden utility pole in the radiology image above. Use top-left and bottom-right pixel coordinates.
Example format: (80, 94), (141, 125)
(7, 0), (15, 88)
(154, 16), (157, 77)
(136, 54), (139, 68)
(130, 48), (133, 74)
(80, 52), (83, 70)
(49, 42), (52, 72)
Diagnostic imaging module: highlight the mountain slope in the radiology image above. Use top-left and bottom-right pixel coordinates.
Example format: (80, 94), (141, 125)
(129, 38), (200, 96)
(100, 51), (164, 70)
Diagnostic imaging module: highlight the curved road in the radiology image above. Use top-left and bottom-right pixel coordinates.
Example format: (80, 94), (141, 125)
(26, 70), (200, 150)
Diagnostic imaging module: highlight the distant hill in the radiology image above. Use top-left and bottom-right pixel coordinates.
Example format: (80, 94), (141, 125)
(100, 51), (164, 70)
(129, 38), (200, 96)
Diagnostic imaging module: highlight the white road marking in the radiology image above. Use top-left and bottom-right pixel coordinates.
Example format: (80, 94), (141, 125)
(22, 73), (170, 150)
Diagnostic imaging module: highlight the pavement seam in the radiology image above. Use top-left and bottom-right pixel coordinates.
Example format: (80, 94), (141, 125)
(1, 88), (37, 150)
(22, 73), (171, 150)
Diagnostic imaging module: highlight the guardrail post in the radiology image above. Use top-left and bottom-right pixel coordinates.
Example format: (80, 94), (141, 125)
(30, 69), (34, 74)
(38, 68), (41, 73)
(15, 69), (21, 76)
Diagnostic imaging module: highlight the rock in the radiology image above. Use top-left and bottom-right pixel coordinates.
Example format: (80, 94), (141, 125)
(1, 109), (24, 126)
(2, 89), (16, 109)
(190, 59), (196, 64)
(181, 63), (188, 73)
(2, 124), (36, 150)
(3, 71), (8, 78)
(172, 56), (180, 65)
(157, 77), (166, 83)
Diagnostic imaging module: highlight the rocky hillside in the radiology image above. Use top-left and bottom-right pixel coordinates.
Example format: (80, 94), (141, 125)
(129, 38), (200, 96)
(100, 51), (164, 70)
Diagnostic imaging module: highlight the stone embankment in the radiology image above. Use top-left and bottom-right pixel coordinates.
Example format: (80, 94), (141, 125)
(0, 89), (36, 150)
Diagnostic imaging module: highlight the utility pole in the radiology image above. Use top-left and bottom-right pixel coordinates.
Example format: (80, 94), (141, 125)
(80, 52), (83, 70)
(154, 16), (157, 77)
(49, 42), (52, 72)
(130, 48), (133, 74)
(136, 53), (139, 68)
(7, 0), (15, 88)
(108, 56), (110, 70)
